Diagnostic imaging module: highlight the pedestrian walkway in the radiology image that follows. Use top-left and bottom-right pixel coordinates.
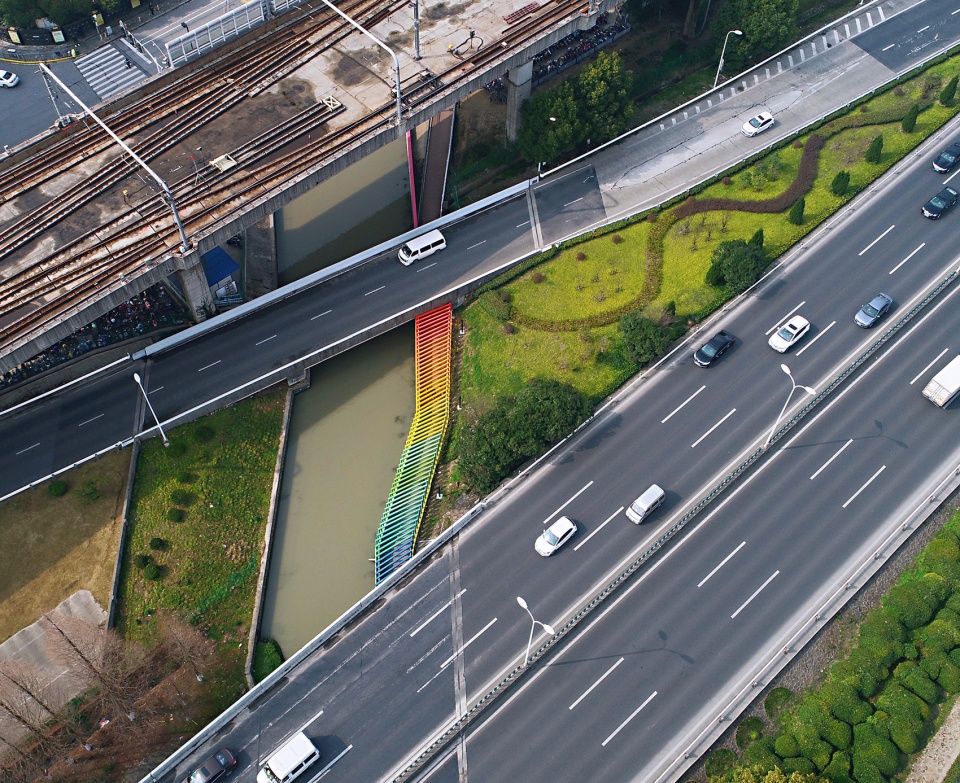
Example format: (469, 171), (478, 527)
(74, 43), (148, 99)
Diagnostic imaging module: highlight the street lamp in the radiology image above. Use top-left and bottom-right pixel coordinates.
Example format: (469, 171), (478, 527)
(764, 364), (816, 448)
(133, 372), (170, 447)
(517, 596), (556, 667)
(714, 29), (743, 88)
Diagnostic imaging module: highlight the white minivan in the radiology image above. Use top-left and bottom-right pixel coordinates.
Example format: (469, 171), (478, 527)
(625, 484), (665, 524)
(398, 229), (446, 265)
(256, 731), (320, 783)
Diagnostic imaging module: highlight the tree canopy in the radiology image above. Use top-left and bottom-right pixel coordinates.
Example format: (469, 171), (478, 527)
(714, 0), (799, 72)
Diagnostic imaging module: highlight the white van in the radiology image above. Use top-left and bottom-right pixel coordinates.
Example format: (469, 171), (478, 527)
(256, 731), (320, 783)
(398, 229), (446, 265)
(625, 484), (665, 524)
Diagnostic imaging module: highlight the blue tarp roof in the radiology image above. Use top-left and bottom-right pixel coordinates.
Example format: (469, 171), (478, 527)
(200, 246), (239, 286)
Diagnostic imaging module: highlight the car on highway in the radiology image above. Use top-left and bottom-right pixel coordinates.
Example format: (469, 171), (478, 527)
(741, 111), (774, 137)
(0, 70), (19, 88)
(922, 186), (959, 219)
(768, 315), (810, 353)
(933, 142), (960, 173)
(854, 293), (893, 328)
(185, 748), (237, 783)
(535, 516), (577, 556)
(694, 330), (736, 367)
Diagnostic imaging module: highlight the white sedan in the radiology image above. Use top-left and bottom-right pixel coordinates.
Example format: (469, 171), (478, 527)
(768, 315), (810, 353)
(0, 70), (19, 88)
(742, 110), (774, 137)
(535, 516), (577, 557)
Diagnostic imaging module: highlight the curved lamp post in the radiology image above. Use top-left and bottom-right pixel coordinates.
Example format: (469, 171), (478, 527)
(714, 29), (743, 88)
(133, 372), (170, 447)
(764, 364), (816, 448)
(517, 596), (556, 667)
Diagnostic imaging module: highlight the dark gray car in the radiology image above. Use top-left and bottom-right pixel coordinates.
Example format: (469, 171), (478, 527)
(854, 293), (893, 328)
(933, 142), (960, 173)
(186, 748), (237, 783)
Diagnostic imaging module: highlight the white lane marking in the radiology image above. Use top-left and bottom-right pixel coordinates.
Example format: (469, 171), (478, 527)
(575, 507), (624, 551)
(440, 617), (497, 669)
(365, 286), (386, 296)
(953, 8), (960, 14)
(843, 465), (886, 508)
(15, 443), (40, 455)
(601, 691), (657, 746)
(149, 386), (164, 394)
(731, 571), (780, 619)
(698, 541), (746, 588)
(858, 224), (895, 256)
(542, 481), (594, 527)
(410, 589), (467, 637)
(569, 657), (624, 710)
(691, 409), (736, 448)
(416, 262), (437, 272)
(313, 744), (352, 779)
(310, 310), (332, 320)
(255, 335), (277, 346)
(516, 220), (530, 227)
(767, 302), (806, 335)
(890, 243), (924, 274)
(810, 439), (853, 480)
(197, 360), (221, 372)
(911, 349), (949, 385)
(662, 385), (706, 423)
(881, 43), (895, 51)
(564, 197), (584, 207)
(467, 241), (487, 250)
(79, 414), (105, 427)
(406, 637), (448, 674)
(796, 320), (835, 355)
(917, 25), (929, 33)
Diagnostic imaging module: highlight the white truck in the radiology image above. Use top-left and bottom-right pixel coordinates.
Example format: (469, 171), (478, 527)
(922, 356), (960, 408)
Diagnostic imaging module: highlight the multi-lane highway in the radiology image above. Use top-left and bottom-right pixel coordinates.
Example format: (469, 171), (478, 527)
(152, 96), (960, 782)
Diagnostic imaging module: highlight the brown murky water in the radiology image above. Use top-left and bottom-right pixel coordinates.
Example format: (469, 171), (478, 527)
(259, 324), (416, 656)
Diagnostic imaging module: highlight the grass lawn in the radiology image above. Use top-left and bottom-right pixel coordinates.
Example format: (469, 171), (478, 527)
(116, 386), (287, 708)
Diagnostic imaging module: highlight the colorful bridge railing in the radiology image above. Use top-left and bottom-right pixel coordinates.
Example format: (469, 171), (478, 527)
(374, 304), (453, 584)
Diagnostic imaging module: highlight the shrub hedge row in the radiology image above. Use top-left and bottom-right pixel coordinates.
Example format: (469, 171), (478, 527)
(715, 514), (960, 783)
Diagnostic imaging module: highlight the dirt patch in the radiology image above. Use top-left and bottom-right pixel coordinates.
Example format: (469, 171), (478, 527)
(0, 449), (130, 643)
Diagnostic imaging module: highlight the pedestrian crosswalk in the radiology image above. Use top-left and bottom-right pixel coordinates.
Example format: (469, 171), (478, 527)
(74, 44), (147, 100)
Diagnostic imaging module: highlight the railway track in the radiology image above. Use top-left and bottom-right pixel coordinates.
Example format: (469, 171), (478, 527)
(0, 0), (587, 362)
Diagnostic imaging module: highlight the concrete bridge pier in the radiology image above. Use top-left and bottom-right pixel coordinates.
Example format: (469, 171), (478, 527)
(175, 252), (215, 321)
(505, 59), (534, 143)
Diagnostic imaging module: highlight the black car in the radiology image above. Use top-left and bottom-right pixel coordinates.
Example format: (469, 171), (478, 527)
(922, 186), (959, 219)
(694, 330), (736, 367)
(185, 748), (237, 783)
(933, 142), (960, 173)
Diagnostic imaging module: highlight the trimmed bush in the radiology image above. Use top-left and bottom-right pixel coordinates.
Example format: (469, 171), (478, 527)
(73, 480), (100, 505)
(133, 554), (150, 569)
(852, 722), (899, 777)
(774, 732), (800, 758)
(704, 748), (737, 779)
(780, 756), (816, 775)
(710, 239), (768, 293)
(143, 562), (162, 581)
(479, 290), (512, 322)
(940, 75), (958, 106)
(749, 228), (764, 248)
(865, 135), (884, 164)
(831, 647), (883, 698)
(896, 660), (940, 705)
(149, 537), (165, 551)
(617, 311), (671, 366)
(170, 488), (193, 507)
(740, 738), (780, 771)
(831, 171), (851, 197)
(48, 480), (68, 497)
(788, 197), (806, 226)
(166, 507), (185, 523)
(820, 679), (873, 725)
(901, 103), (920, 133)
(765, 687), (791, 719)
(736, 716), (764, 749)
(823, 751), (855, 783)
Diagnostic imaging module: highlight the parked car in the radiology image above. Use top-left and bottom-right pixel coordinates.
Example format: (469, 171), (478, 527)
(0, 70), (19, 88)
(922, 186), (959, 219)
(768, 315), (810, 353)
(741, 111), (774, 137)
(535, 516), (577, 556)
(854, 293), (893, 328)
(185, 748), (237, 783)
(933, 142), (960, 173)
(694, 330), (736, 367)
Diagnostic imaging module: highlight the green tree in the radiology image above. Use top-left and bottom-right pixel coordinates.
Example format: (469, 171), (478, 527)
(788, 197), (805, 226)
(831, 171), (850, 197)
(865, 135), (884, 164)
(749, 228), (764, 248)
(0, 0), (41, 27)
(901, 103), (920, 133)
(715, 0), (799, 71)
(517, 81), (582, 164)
(710, 239), (768, 293)
(617, 311), (670, 366)
(574, 51), (634, 145)
(940, 75), (959, 106)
